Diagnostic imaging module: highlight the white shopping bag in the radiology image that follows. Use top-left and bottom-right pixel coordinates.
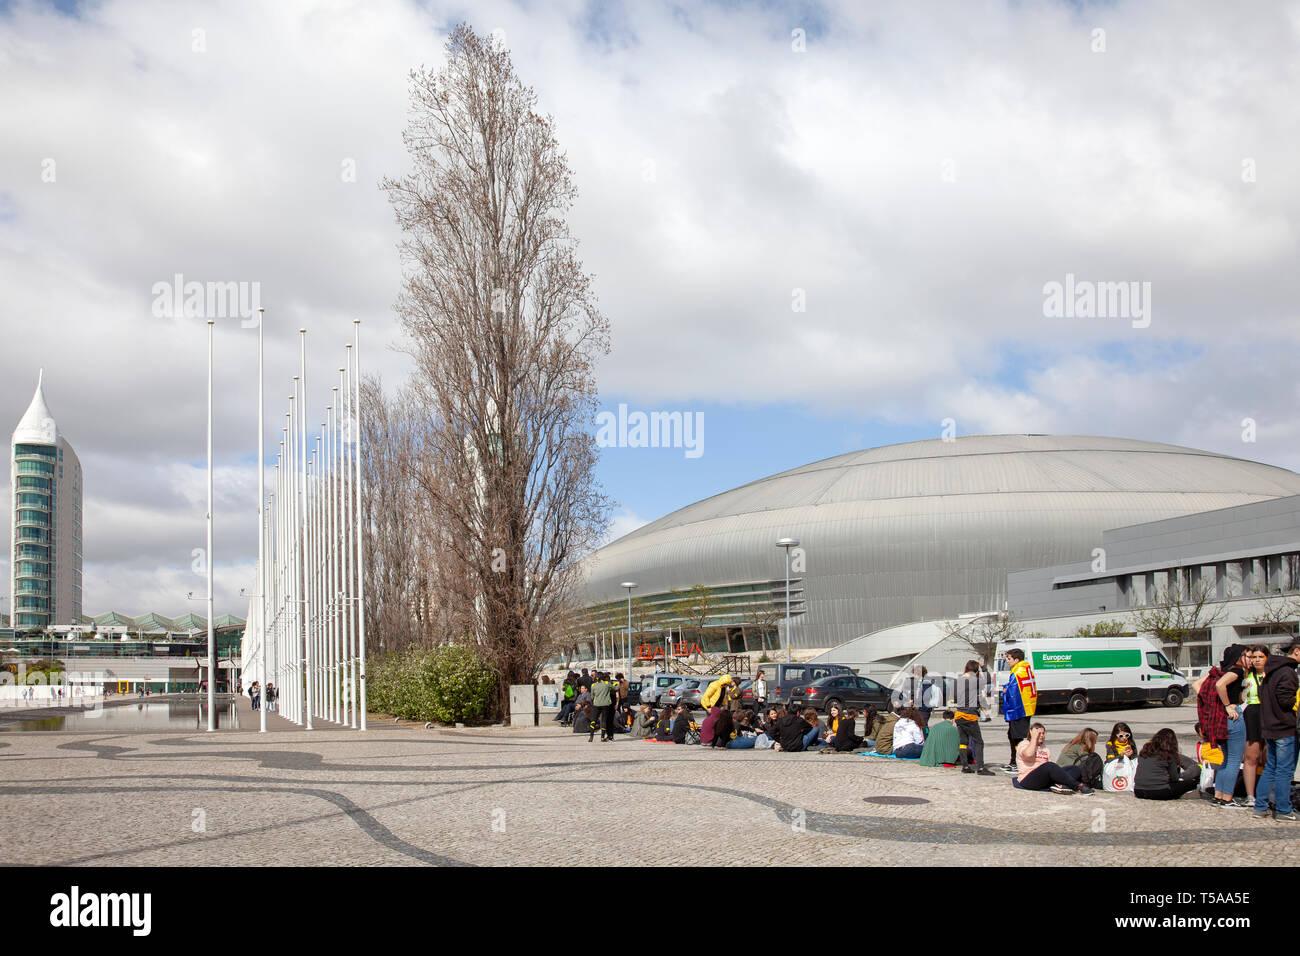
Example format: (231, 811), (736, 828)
(1103, 756), (1137, 793)
(1198, 762), (1218, 792)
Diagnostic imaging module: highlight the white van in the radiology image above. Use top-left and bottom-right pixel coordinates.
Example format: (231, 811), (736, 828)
(994, 636), (1189, 715)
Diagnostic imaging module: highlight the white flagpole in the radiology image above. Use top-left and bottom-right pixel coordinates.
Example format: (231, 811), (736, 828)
(257, 308), (267, 733)
(299, 330), (313, 730)
(328, 397), (339, 724)
(353, 320), (367, 730)
(343, 347), (355, 728)
(338, 369), (351, 727)
(289, 392), (299, 726)
(206, 319), (216, 732)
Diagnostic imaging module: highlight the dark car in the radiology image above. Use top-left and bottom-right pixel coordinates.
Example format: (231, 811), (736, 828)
(741, 662), (857, 709)
(789, 673), (893, 714)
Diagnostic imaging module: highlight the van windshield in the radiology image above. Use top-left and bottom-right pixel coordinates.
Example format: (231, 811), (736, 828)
(1146, 651), (1173, 672)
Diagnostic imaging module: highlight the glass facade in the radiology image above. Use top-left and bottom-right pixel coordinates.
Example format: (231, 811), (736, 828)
(12, 440), (60, 630)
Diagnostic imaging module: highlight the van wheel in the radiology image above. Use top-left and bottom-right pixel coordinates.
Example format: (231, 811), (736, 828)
(1066, 693), (1088, 714)
(1162, 689), (1184, 708)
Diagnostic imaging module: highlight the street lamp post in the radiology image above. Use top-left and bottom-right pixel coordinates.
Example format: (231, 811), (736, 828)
(620, 582), (637, 675)
(776, 538), (799, 664)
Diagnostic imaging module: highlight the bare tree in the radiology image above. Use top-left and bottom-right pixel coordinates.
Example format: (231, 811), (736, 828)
(746, 603), (785, 654)
(937, 613), (1036, 667)
(668, 585), (718, 648)
(1129, 580), (1226, 646)
(383, 25), (611, 710)
(1247, 592), (1300, 635)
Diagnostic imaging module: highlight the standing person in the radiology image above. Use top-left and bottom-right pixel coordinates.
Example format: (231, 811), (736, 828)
(725, 679), (745, 717)
(590, 673), (615, 742)
(1133, 728), (1200, 800)
(1001, 648), (1037, 773)
(1195, 660), (1228, 755)
(615, 672), (629, 712)
(1241, 646), (1269, 803)
(1015, 723), (1092, 794)
(954, 660), (994, 775)
(752, 669), (768, 709)
(1213, 645), (1251, 807)
(1253, 642), (1299, 821)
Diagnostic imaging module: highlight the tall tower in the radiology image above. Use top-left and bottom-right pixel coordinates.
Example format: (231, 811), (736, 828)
(10, 371), (82, 630)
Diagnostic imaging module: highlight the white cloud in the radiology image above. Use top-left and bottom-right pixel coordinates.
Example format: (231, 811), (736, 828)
(1, 0), (1297, 614)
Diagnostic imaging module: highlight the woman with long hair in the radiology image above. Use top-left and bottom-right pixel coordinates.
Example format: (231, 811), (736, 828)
(1104, 722), (1136, 762)
(1060, 728), (1103, 789)
(1213, 644), (1252, 807)
(832, 709), (864, 752)
(1241, 645), (1269, 802)
(1134, 728), (1200, 800)
(892, 707), (927, 759)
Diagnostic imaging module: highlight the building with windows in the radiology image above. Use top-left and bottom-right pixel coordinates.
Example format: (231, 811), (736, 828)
(9, 373), (82, 630)
(577, 435), (1300, 663)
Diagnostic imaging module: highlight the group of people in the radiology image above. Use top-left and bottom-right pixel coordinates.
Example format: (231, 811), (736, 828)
(550, 642), (1300, 816)
(246, 681), (279, 713)
(1195, 641), (1300, 818)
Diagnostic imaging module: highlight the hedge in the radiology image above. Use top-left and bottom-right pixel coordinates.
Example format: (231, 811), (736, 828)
(367, 644), (496, 724)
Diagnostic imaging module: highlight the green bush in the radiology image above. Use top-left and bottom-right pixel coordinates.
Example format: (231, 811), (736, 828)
(367, 644), (496, 724)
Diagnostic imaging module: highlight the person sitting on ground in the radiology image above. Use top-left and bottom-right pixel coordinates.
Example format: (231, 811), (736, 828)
(1059, 728), (1104, 790)
(824, 702), (848, 748)
(725, 679), (746, 716)
(653, 705), (674, 742)
(1133, 728), (1200, 800)
(832, 709), (864, 752)
(629, 702), (657, 739)
(892, 708), (927, 759)
(871, 708), (901, 755)
(1015, 722), (1093, 794)
(709, 707), (736, 749)
(753, 706), (781, 749)
(1104, 722), (1136, 763)
(772, 706), (817, 752)
(919, 710), (961, 766)
(671, 702), (697, 745)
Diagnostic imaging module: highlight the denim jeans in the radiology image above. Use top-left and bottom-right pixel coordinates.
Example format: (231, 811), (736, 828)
(726, 736), (757, 749)
(1255, 736), (1298, 815)
(802, 725), (821, 749)
(894, 742), (924, 759)
(1215, 712), (1247, 796)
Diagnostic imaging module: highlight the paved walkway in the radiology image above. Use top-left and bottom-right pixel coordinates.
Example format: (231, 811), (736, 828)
(0, 703), (1294, 866)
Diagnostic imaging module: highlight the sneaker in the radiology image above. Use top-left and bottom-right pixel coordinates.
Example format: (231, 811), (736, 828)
(1078, 785), (1094, 795)
(1214, 798), (1244, 808)
(1001, 764), (1018, 774)
(976, 768), (997, 777)
(961, 766), (974, 774)
(1231, 797), (1253, 808)
(1049, 783), (1075, 794)
(1253, 810), (1273, 821)
(773, 742), (783, 751)
(1275, 811), (1298, 822)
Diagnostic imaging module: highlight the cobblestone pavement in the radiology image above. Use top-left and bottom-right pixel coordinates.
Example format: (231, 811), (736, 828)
(1, 700), (1295, 866)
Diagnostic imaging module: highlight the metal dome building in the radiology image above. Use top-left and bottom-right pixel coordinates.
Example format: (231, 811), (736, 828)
(577, 435), (1300, 655)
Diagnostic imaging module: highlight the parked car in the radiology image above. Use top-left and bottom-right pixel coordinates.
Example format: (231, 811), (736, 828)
(624, 680), (643, 706)
(640, 673), (692, 706)
(788, 673), (893, 714)
(677, 677), (720, 710)
(740, 662), (857, 709)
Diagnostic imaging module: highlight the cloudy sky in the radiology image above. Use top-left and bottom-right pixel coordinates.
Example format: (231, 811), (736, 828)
(2, 0), (1298, 618)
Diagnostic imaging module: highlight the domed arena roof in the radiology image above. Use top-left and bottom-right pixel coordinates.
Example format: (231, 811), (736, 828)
(581, 435), (1300, 650)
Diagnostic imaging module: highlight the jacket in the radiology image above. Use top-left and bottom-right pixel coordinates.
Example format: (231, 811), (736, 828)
(872, 713), (899, 754)
(701, 676), (732, 710)
(773, 712), (810, 752)
(1133, 753), (1198, 792)
(629, 712), (656, 738)
(671, 714), (695, 744)
(892, 718), (924, 752)
(591, 681), (613, 707)
(1259, 655), (1299, 740)
(1002, 660), (1037, 721)
(1196, 666), (1227, 743)
(918, 719), (959, 766)
(700, 706), (721, 746)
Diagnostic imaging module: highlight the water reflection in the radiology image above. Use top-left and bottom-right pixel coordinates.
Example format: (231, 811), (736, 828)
(0, 697), (244, 732)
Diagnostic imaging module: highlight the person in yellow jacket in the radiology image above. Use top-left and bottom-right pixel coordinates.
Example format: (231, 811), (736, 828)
(700, 674), (733, 710)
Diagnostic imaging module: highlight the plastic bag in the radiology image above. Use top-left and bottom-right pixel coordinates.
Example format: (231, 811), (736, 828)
(1103, 756), (1137, 793)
